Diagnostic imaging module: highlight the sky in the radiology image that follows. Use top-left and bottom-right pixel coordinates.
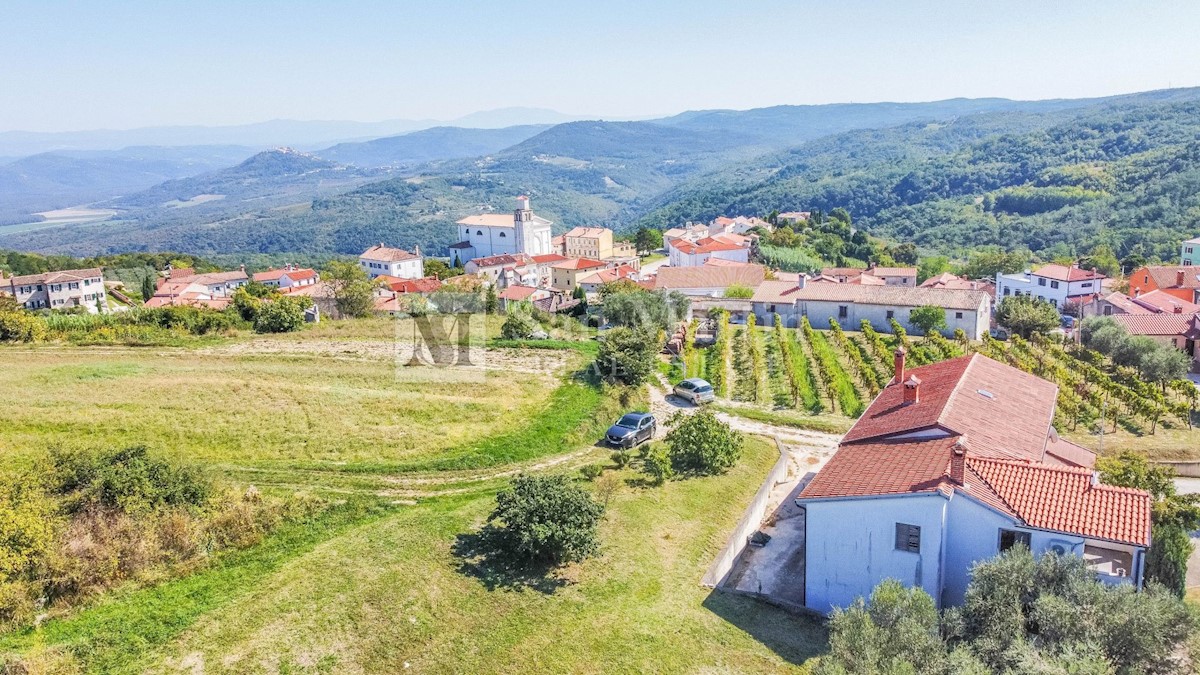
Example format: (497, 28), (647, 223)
(2, 0), (1199, 132)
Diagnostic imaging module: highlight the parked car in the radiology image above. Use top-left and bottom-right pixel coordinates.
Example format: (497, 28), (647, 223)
(674, 378), (715, 405)
(605, 412), (656, 448)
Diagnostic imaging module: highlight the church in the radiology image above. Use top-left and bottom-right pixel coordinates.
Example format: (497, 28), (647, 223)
(449, 196), (554, 266)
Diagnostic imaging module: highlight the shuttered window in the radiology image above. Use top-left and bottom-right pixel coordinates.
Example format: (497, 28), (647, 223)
(895, 523), (920, 553)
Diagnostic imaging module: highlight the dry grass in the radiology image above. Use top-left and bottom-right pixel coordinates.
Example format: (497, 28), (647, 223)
(0, 346), (559, 471)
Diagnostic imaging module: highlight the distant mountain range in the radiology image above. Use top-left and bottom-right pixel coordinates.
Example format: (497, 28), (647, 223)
(4, 88), (1200, 262)
(0, 107), (587, 157)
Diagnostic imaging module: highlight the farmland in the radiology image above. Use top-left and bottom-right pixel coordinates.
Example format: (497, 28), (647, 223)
(0, 325), (833, 672)
(666, 314), (1200, 459)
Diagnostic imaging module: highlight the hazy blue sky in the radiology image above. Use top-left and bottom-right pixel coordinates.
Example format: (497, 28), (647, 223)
(2, 1), (1198, 132)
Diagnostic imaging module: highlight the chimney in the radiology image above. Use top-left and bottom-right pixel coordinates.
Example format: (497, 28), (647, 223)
(893, 347), (907, 384)
(239, 265), (245, 273)
(1178, 269), (1186, 287)
(414, 244), (421, 257)
(1090, 471), (1101, 489)
(796, 273), (808, 290)
(1175, 304), (1183, 314)
(950, 438), (968, 485)
(902, 375), (921, 406)
(1134, 288), (1141, 297)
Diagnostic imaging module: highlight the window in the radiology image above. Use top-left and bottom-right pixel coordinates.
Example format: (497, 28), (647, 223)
(838, 305), (848, 318)
(1080, 282), (1092, 288)
(1103, 306), (1112, 316)
(955, 312), (963, 319)
(499, 232), (506, 238)
(895, 523), (920, 553)
(1050, 280), (1059, 289)
(1144, 275), (1149, 284)
(1037, 278), (1046, 286)
(886, 310), (894, 319)
(1003, 288), (1011, 296)
(476, 230), (483, 236)
(998, 529), (1030, 552)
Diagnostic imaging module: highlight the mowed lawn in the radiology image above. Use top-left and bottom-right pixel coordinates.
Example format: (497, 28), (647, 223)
(10, 436), (825, 673)
(0, 346), (558, 470)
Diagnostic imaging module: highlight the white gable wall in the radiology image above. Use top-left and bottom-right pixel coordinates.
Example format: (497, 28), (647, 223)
(802, 494), (947, 615)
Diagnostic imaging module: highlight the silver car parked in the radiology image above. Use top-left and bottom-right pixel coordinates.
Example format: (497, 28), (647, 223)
(673, 378), (715, 405)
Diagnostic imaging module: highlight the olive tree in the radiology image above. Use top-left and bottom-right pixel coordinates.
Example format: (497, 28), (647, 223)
(664, 409), (743, 475)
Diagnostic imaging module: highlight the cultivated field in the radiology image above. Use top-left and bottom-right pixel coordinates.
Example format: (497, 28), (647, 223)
(0, 327), (831, 672)
(667, 314), (1200, 459)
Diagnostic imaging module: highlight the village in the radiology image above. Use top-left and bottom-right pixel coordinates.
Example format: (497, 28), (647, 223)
(3, 197), (1200, 671)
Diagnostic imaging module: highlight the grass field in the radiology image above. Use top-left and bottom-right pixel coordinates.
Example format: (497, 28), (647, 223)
(2, 436), (827, 673)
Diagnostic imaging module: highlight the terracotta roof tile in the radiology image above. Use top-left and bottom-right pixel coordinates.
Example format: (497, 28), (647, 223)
(550, 257), (606, 271)
(1110, 312), (1200, 337)
(843, 353), (1063, 463)
(1137, 266), (1200, 290)
(654, 264), (765, 290)
(968, 457), (1151, 546)
(1034, 263), (1105, 282)
(361, 245), (420, 262)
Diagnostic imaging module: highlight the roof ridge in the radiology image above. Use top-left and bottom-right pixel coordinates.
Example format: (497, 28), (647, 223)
(934, 353), (977, 433)
(967, 455), (1148, 495)
(959, 462), (1021, 517)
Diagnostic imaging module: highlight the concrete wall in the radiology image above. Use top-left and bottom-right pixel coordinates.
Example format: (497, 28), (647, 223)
(942, 493), (1022, 606)
(801, 494), (947, 615)
(702, 440), (791, 588)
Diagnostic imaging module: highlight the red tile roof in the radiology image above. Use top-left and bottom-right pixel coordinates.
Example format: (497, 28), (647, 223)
(579, 264), (637, 285)
(531, 253), (569, 264)
(799, 437), (1149, 546)
(1033, 263), (1105, 282)
(498, 285), (540, 301)
(469, 253), (533, 269)
(1132, 290), (1200, 314)
(550, 257), (606, 270)
(843, 353), (1068, 464)
(361, 245), (421, 262)
(669, 236), (745, 255)
(383, 276), (442, 294)
(967, 457), (1151, 546)
(654, 264), (766, 291)
(1136, 265), (1200, 290)
(1110, 312), (1200, 337)
(8, 267), (104, 286)
(253, 268), (317, 283)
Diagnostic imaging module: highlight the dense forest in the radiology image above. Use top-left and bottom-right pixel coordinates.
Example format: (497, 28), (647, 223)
(636, 100), (1200, 262)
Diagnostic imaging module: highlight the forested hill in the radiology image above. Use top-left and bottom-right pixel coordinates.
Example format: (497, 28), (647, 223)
(635, 96), (1200, 262)
(4, 88), (1200, 259)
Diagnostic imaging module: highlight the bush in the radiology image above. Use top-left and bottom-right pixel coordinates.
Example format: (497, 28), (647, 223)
(641, 444), (674, 486)
(253, 296), (308, 333)
(485, 474), (604, 566)
(610, 450), (632, 469)
(0, 309), (46, 342)
(908, 305), (947, 336)
(996, 295), (1061, 339)
(49, 445), (211, 514)
(595, 326), (660, 385)
(579, 463), (606, 481)
(664, 409), (744, 475)
(501, 302), (539, 339)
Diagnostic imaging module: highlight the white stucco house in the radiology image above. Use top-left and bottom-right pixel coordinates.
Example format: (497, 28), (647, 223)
(797, 351), (1151, 615)
(666, 234), (751, 267)
(750, 276), (992, 339)
(995, 263), (1104, 309)
(653, 263), (766, 299)
(449, 196), (553, 266)
(359, 244), (423, 280)
(252, 266), (319, 290)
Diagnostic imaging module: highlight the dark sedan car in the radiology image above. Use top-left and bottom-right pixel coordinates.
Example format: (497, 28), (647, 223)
(605, 412), (656, 448)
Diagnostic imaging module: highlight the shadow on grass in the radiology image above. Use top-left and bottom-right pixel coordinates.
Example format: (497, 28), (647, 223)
(701, 588), (828, 667)
(451, 528), (568, 595)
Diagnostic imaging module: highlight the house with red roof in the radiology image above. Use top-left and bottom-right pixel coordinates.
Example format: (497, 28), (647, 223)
(252, 265), (319, 291)
(796, 350), (1151, 614)
(1128, 265), (1200, 304)
(995, 263), (1105, 310)
(359, 244), (423, 280)
(666, 233), (750, 267)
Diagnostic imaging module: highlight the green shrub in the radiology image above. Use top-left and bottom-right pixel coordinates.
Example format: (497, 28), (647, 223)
(580, 463), (606, 480)
(253, 296), (308, 333)
(664, 409), (744, 475)
(595, 326), (659, 385)
(49, 446), (211, 514)
(641, 444), (674, 486)
(610, 451), (632, 469)
(485, 475), (604, 565)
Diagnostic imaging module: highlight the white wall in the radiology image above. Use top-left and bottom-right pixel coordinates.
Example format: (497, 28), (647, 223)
(752, 298), (989, 338)
(802, 494), (947, 615)
(996, 272), (1101, 308)
(361, 257), (423, 280)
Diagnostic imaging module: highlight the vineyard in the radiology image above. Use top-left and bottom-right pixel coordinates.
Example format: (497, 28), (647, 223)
(665, 312), (1199, 454)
